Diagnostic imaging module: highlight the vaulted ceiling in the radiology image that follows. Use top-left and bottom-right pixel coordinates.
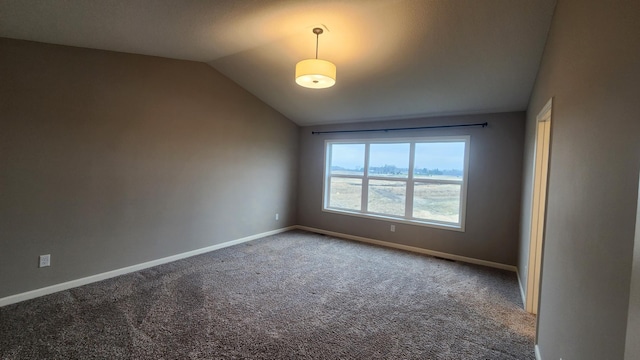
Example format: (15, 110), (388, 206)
(0, 0), (556, 126)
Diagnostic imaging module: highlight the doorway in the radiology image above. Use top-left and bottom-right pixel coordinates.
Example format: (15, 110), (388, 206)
(526, 98), (552, 314)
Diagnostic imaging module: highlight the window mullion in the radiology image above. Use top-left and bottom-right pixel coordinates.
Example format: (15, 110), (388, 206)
(406, 142), (416, 218)
(362, 143), (370, 213)
(324, 143), (332, 208)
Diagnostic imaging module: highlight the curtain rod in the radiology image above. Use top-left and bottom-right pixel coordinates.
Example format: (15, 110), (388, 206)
(311, 122), (488, 135)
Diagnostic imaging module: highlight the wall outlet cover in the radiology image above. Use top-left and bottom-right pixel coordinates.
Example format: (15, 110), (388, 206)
(39, 254), (51, 268)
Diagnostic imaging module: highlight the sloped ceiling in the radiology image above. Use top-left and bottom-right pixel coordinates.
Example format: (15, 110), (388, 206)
(0, 0), (556, 126)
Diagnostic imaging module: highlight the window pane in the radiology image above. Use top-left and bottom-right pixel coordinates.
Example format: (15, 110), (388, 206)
(413, 183), (461, 223)
(329, 177), (362, 210)
(368, 180), (406, 216)
(330, 144), (365, 175)
(414, 142), (465, 180)
(369, 143), (410, 178)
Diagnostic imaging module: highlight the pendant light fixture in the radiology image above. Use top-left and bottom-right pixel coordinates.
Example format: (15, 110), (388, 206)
(295, 27), (336, 89)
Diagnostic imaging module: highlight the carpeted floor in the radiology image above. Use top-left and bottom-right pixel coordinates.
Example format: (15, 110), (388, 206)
(0, 230), (536, 359)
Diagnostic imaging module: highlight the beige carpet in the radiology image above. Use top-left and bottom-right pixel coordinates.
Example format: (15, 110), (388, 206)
(0, 230), (535, 359)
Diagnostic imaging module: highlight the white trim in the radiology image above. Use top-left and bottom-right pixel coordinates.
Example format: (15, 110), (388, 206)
(526, 97), (553, 314)
(0, 225), (519, 307)
(536, 98), (553, 122)
(321, 208), (465, 232)
(535, 344), (542, 360)
(296, 225), (517, 272)
(0, 226), (296, 307)
(517, 268), (527, 308)
(322, 136), (470, 232)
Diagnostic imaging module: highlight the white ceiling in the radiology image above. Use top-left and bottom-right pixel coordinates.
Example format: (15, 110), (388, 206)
(0, 0), (557, 126)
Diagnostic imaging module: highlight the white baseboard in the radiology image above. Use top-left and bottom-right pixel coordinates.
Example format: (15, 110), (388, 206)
(0, 226), (296, 307)
(535, 344), (542, 360)
(296, 225), (518, 272)
(1, 225), (519, 307)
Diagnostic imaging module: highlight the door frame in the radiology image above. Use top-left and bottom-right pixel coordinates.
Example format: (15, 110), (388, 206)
(526, 98), (553, 314)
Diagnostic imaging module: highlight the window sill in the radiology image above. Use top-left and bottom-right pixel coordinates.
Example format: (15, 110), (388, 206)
(321, 208), (465, 232)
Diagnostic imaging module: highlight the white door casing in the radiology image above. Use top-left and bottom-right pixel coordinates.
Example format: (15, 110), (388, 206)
(526, 98), (552, 314)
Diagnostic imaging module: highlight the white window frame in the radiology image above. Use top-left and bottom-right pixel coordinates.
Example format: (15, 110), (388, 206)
(322, 136), (470, 232)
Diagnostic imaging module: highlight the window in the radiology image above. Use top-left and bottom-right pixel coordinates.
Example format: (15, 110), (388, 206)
(323, 136), (470, 231)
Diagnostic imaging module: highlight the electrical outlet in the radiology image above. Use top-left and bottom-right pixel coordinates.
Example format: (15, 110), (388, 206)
(390, 225), (396, 232)
(275, 213), (279, 221)
(39, 254), (51, 268)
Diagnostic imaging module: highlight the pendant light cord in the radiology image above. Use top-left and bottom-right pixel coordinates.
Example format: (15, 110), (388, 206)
(312, 27), (324, 59)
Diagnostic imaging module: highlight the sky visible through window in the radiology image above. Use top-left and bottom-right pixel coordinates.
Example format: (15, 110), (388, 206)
(415, 142), (465, 170)
(330, 142), (465, 172)
(330, 144), (365, 171)
(370, 143), (410, 169)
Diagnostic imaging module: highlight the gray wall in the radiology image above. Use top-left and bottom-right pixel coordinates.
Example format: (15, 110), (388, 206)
(626, 177), (640, 359)
(298, 112), (525, 266)
(520, 0), (640, 358)
(0, 38), (299, 299)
